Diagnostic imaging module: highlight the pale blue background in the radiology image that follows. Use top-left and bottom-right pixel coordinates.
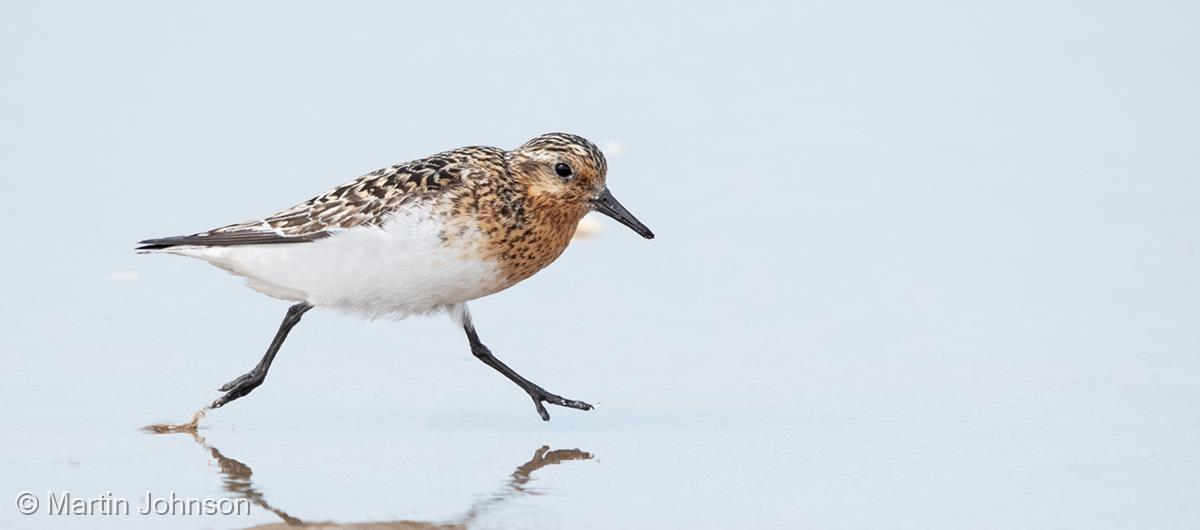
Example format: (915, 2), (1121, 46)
(1, 1), (1198, 528)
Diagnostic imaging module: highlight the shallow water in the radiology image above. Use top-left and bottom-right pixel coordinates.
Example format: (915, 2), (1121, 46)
(3, 1), (1199, 528)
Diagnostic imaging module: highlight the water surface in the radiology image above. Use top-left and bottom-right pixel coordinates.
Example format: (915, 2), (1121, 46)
(2, 1), (1199, 528)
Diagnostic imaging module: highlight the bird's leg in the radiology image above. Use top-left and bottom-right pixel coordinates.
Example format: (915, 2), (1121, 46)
(462, 314), (593, 421)
(212, 303), (312, 409)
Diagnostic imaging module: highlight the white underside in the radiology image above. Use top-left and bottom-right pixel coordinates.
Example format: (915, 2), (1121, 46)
(152, 207), (503, 319)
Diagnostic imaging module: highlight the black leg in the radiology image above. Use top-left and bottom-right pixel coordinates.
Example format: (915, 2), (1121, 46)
(212, 303), (312, 409)
(462, 313), (592, 421)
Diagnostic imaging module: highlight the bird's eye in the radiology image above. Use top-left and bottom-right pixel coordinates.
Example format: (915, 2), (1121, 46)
(554, 163), (573, 178)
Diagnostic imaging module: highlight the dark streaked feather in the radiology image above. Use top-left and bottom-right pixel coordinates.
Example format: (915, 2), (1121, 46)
(137, 146), (507, 250)
(136, 231), (325, 250)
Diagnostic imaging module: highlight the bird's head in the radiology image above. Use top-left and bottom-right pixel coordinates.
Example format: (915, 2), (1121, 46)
(508, 132), (654, 239)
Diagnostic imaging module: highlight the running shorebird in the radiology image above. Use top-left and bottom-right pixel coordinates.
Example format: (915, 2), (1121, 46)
(138, 133), (653, 421)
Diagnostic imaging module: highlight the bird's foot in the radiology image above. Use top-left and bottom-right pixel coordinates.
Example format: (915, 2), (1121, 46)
(527, 385), (592, 421)
(212, 369), (265, 408)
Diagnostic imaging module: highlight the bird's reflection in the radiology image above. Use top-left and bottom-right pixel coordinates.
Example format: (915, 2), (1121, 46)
(178, 431), (592, 528)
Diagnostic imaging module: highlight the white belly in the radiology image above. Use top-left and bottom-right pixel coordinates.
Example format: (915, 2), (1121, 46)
(164, 210), (503, 319)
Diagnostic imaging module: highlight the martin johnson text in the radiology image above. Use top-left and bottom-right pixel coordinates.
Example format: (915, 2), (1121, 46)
(17, 491), (251, 517)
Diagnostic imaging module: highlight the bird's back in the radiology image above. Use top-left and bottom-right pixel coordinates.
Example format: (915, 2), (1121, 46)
(138, 146), (510, 250)
(140, 146), (520, 318)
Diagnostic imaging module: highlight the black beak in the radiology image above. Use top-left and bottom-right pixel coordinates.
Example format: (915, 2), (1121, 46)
(592, 188), (654, 239)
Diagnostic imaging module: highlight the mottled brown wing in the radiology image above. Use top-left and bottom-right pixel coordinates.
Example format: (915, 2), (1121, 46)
(137, 147), (503, 250)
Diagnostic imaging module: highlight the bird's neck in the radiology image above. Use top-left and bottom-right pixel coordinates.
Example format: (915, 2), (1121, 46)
(482, 191), (588, 286)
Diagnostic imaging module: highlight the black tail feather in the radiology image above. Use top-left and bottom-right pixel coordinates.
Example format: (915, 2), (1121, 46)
(136, 231), (325, 250)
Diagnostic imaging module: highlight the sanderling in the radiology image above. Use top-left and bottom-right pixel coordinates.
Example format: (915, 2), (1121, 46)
(138, 132), (653, 421)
